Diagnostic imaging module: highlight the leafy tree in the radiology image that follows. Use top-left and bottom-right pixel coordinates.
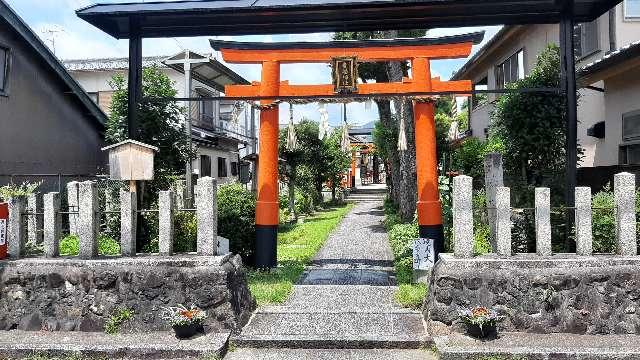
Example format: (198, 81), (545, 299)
(323, 128), (352, 201)
(107, 66), (194, 195)
(490, 44), (581, 198)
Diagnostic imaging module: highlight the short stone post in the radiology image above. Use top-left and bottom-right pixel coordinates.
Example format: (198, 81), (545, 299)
(78, 181), (98, 259)
(495, 186), (511, 257)
(196, 177), (218, 256)
(43, 192), (61, 258)
(27, 193), (43, 245)
(8, 196), (26, 258)
(535, 188), (552, 256)
(575, 187), (593, 256)
(159, 190), (175, 256)
(614, 172), (636, 256)
(484, 153), (504, 251)
(120, 190), (137, 257)
(453, 175), (474, 258)
(66, 181), (79, 235)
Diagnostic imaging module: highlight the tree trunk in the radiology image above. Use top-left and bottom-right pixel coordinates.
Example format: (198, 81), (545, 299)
(386, 38), (418, 222)
(289, 172), (297, 220)
(376, 99), (401, 205)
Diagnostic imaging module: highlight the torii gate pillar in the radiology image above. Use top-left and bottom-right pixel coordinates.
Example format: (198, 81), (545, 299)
(412, 58), (445, 258)
(255, 61), (280, 269)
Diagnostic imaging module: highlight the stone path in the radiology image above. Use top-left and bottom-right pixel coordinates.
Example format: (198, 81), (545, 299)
(231, 186), (429, 359)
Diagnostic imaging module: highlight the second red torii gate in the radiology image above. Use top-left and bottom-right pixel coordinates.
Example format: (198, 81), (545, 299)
(211, 32), (483, 268)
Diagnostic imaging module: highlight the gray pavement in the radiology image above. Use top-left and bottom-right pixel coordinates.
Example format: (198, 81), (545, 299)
(232, 186), (429, 355)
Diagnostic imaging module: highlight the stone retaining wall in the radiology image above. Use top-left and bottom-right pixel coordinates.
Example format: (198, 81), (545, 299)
(0, 255), (256, 333)
(426, 255), (640, 335)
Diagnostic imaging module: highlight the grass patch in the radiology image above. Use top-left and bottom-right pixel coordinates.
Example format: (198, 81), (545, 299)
(104, 307), (133, 334)
(248, 203), (354, 306)
(395, 283), (428, 310)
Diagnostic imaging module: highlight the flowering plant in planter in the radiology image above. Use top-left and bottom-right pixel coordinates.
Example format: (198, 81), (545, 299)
(459, 306), (503, 338)
(162, 304), (207, 339)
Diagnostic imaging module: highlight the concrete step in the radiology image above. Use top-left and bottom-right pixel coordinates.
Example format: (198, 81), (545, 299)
(224, 348), (437, 360)
(263, 285), (409, 313)
(234, 312), (428, 349)
(435, 332), (640, 360)
(0, 330), (229, 359)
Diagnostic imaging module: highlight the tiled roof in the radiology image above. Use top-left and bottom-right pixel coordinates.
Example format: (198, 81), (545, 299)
(578, 40), (640, 78)
(62, 56), (168, 71)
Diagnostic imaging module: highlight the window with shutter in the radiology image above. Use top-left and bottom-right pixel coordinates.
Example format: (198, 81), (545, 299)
(200, 155), (212, 177)
(625, 0), (640, 19)
(0, 46), (8, 94)
(575, 20), (599, 58)
(218, 157), (228, 178)
(495, 49), (524, 89)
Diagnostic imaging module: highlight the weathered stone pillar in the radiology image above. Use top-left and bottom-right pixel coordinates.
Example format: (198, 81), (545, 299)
(120, 190), (137, 257)
(484, 153), (504, 252)
(575, 187), (593, 256)
(196, 177), (218, 256)
(66, 181), (79, 235)
(535, 188), (552, 256)
(614, 173), (636, 256)
(495, 186), (511, 257)
(78, 181), (98, 259)
(8, 196), (26, 258)
(27, 193), (43, 245)
(159, 190), (175, 256)
(453, 175), (474, 258)
(43, 192), (61, 258)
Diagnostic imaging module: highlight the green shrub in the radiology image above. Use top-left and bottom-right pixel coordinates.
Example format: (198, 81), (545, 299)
(218, 183), (256, 262)
(104, 307), (133, 335)
(388, 223), (419, 259)
(60, 235), (121, 256)
(174, 211), (197, 253)
(591, 185), (617, 253)
(294, 189), (314, 215)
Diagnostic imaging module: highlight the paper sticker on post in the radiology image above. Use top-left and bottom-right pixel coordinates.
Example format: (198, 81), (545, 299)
(413, 238), (435, 270)
(0, 219), (6, 246)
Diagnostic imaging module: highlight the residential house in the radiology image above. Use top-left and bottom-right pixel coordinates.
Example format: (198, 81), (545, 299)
(452, 0), (640, 187)
(63, 52), (254, 185)
(0, 0), (107, 191)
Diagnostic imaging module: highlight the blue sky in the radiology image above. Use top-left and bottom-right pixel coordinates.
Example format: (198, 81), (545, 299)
(5, 0), (501, 126)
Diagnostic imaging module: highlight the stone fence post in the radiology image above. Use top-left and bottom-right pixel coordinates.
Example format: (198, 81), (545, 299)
(575, 187), (593, 256)
(8, 196), (26, 258)
(196, 177), (218, 256)
(614, 172), (636, 256)
(535, 188), (551, 256)
(484, 152), (504, 252)
(120, 190), (137, 257)
(66, 181), (79, 235)
(495, 186), (511, 257)
(78, 181), (98, 259)
(27, 193), (43, 245)
(453, 175), (474, 258)
(159, 190), (175, 256)
(43, 192), (61, 258)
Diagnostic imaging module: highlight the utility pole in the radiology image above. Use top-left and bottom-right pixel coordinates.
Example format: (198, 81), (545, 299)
(164, 50), (211, 207)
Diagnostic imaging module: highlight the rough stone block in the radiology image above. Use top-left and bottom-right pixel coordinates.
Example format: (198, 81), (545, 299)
(614, 173), (636, 256)
(120, 190), (137, 257)
(66, 181), (79, 235)
(495, 187), (511, 257)
(159, 191), (175, 256)
(217, 235), (230, 255)
(27, 193), (43, 246)
(575, 187), (593, 256)
(43, 192), (61, 258)
(484, 152), (504, 251)
(8, 196), (26, 259)
(0, 256), (256, 333)
(196, 177), (218, 256)
(453, 175), (474, 258)
(78, 181), (98, 259)
(535, 188), (551, 256)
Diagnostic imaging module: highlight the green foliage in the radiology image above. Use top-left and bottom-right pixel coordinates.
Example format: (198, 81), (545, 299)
(104, 307), (133, 335)
(217, 183), (256, 261)
(389, 223), (419, 259)
(0, 181), (41, 201)
(174, 211), (197, 253)
(490, 44), (580, 196)
(395, 283), (427, 310)
(451, 138), (491, 180)
(248, 204), (353, 305)
(590, 184), (640, 253)
(59, 235), (121, 256)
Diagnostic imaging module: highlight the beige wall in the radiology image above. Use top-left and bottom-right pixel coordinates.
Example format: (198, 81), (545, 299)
(577, 81), (607, 167)
(193, 146), (239, 185)
(617, 3), (640, 48)
(593, 69), (640, 167)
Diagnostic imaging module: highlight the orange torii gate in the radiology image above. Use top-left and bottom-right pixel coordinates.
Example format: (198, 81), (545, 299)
(211, 32), (483, 268)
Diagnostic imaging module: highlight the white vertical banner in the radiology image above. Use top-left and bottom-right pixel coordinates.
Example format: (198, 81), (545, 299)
(0, 219), (6, 246)
(413, 238), (435, 271)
